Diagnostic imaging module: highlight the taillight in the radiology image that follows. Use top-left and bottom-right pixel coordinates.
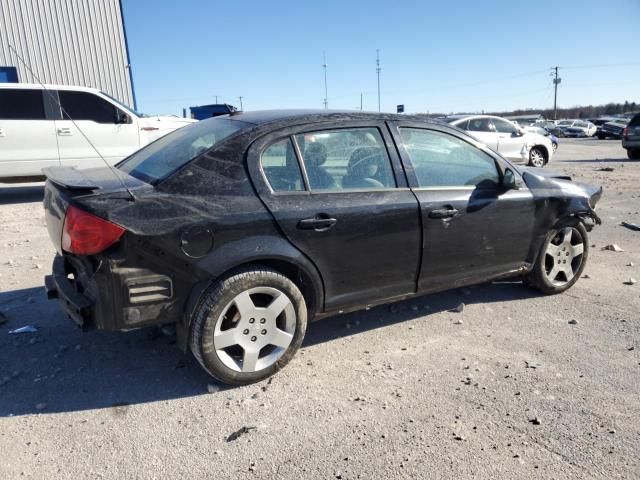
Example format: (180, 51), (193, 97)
(623, 127), (628, 139)
(62, 205), (125, 255)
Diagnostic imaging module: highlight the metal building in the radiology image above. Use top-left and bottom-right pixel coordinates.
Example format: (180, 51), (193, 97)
(0, 0), (136, 108)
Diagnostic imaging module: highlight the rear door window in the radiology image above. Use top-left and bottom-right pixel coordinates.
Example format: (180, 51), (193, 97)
(400, 128), (500, 188)
(261, 138), (305, 192)
(0, 89), (45, 119)
(294, 128), (396, 191)
(467, 118), (494, 132)
(59, 91), (120, 123)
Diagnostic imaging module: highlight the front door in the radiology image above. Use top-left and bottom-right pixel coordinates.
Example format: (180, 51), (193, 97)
(391, 123), (535, 292)
(250, 123), (422, 311)
(0, 88), (59, 177)
(492, 117), (527, 162)
(55, 90), (139, 169)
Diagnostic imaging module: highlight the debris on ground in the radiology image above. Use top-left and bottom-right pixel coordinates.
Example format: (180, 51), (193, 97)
(454, 319), (464, 325)
(525, 361), (542, 369)
(568, 319), (579, 325)
(602, 244), (624, 252)
(529, 417), (541, 425)
(226, 426), (257, 442)
(597, 167), (615, 172)
(451, 303), (465, 313)
(8, 325), (38, 334)
(621, 221), (640, 232)
(582, 274), (591, 279)
(623, 278), (637, 285)
(207, 384), (220, 394)
(627, 262), (634, 267)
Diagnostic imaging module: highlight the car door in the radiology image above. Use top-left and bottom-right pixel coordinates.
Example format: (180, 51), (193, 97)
(248, 122), (422, 311)
(462, 117), (499, 151)
(0, 88), (60, 177)
(389, 122), (536, 293)
(492, 117), (527, 162)
(55, 90), (140, 169)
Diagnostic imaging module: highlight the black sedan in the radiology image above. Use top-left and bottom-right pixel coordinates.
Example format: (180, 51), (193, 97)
(43, 110), (602, 385)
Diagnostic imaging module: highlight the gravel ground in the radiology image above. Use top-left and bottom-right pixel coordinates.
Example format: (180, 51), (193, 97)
(0, 138), (638, 479)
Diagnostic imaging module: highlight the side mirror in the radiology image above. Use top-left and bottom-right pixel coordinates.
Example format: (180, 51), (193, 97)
(116, 112), (130, 124)
(501, 168), (517, 190)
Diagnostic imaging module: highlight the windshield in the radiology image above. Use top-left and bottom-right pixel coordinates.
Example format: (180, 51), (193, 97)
(557, 121), (572, 126)
(118, 117), (248, 183)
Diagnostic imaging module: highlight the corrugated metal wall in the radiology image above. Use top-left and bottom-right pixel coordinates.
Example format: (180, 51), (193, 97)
(0, 0), (134, 106)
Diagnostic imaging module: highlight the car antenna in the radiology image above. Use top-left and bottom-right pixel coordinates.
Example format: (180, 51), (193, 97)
(8, 44), (136, 202)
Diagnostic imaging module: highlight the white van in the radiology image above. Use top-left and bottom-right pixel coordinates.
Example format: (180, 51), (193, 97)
(0, 83), (196, 182)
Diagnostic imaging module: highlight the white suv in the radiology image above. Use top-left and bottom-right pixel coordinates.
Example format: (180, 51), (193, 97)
(443, 115), (554, 167)
(0, 84), (196, 181)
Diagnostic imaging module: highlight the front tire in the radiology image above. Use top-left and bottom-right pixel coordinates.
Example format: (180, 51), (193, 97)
(529, 147), (546, 168)
(190, 267), (307, 385)
(526, 219), (588, 294)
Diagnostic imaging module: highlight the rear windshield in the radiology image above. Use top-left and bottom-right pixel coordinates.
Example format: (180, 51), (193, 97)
(118, 117), (248, 183)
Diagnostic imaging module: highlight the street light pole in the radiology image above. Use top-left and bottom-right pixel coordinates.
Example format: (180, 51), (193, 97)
(323, 52), (328, 109)
(376, 49), (381, 112)
(551, 66), (561, 120)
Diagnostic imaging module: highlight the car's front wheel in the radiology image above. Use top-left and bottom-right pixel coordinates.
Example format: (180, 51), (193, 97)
(190, 267), (307, 385)
(528, 147), (546, 167)
(526, 219), (588, 294)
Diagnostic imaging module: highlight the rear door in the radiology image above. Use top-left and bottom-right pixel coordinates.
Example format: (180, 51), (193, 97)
(55, 90), (139, 169)
(0, 88), (60, 176)
(389, 122), (535, 292)
(248, 122), (422, 311)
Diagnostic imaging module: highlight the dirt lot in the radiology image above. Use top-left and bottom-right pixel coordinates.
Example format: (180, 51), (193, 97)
(0, 138), (638, 479)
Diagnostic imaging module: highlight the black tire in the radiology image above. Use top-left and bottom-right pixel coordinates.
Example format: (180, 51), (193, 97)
(190, 266), (307, 385)
(525, 218), (589, 295)
(597, 134), (605, 140)
(628, 149), (640, 160)
(528, 147), (546, 168)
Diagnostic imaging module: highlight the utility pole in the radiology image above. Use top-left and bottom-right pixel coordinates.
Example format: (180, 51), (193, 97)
(376, 49), (381, 112)
(360, 93), (363, 111)
(322, 52), (328, 109)
(215, 95), (218, 104)
(238, 96), (243, 111)
(551, 66), (561, 120)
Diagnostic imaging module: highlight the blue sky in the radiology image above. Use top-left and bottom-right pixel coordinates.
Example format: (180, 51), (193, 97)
(122, 0), (640, 115)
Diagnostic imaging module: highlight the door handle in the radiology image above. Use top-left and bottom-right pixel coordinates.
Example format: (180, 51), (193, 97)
(297, 214), (337, 231)
(57, 127), (72, 136)
(428, 208), (459, 219)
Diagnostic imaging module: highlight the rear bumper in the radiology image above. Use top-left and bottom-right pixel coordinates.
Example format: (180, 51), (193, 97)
(45, 254), (178, 331)
(45, 256), (94, 327)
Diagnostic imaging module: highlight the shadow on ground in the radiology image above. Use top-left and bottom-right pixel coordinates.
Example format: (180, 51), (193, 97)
(0, 184), (45, 205)
(558, 157), (632, 164)
(0, 281), (540, 417)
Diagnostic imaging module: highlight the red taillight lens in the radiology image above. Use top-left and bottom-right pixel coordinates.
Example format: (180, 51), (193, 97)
(62, 205), (125, 255)
(623, 127), (628, 139)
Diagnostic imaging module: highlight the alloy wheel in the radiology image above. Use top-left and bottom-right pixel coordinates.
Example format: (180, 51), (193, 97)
(543, 227), (584, 286)
(213, 287), (296, 373)
(530, 148), (545, 167)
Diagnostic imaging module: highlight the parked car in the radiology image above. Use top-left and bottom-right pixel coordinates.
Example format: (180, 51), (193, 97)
(524, 126), (559, 152)
(623, 113), (640, 159)
(556, 119), (597, 137)
(539, 121), (565, 137)
(444, 115), (554, 167)
(589, 116), (621, 136)
(598, 118), (629, 139)
(0, 83), (196, 182)
(43, 110), (602, 385)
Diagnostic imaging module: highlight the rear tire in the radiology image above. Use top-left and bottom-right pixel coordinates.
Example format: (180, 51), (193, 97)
(628, 149), (640, 160)
(525, 219), (588, 295)
(190, 266), (307, 385)
(597, 134), (605, 140)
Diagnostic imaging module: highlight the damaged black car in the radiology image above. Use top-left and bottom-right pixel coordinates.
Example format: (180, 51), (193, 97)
(43, 111), (602, 385)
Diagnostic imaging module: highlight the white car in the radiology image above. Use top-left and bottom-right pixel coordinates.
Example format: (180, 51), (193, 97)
(443, 115), (554, 167)
(555, 119), (597, 137)
(0, 83), (196, 181)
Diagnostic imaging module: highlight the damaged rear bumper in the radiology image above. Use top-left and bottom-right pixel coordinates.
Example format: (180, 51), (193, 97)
(45, 254), (178, 331)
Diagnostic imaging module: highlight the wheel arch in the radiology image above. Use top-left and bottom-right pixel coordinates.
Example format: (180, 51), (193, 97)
(532, 144), (549, 164)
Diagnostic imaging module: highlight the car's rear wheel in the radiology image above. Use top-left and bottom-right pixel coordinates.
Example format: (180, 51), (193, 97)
(190, 267), (307, 385)
(597, 134), (605, 140)
(526, 219), (588, 294)
(529, 147), (546, 167)
(628, 149), (640, 160)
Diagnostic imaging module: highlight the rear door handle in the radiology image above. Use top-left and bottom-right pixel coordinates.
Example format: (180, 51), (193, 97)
(297, 214), (337, 231)
(428, 208), (459, 219)
(57, 127), (72, 136)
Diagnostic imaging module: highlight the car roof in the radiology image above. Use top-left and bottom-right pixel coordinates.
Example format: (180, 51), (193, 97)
(0, 82), (102, 93)
(222, 109), (445, 127)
